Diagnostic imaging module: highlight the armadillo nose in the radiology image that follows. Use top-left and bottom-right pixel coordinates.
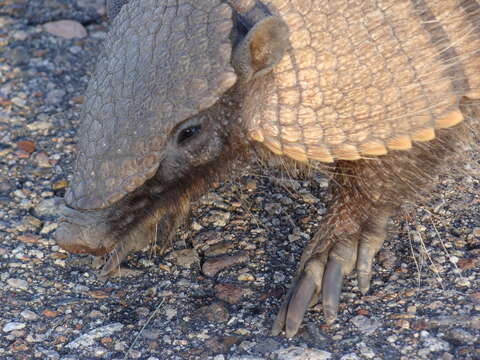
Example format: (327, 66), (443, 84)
(54, 223), (110, 256)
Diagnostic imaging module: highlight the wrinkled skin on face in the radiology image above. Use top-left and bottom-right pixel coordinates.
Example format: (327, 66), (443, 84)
(54, 0), (289, 274)
(55, 91), (250, 268)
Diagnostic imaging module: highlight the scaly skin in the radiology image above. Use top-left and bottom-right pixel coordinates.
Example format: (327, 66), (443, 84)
(54, 0), (480, 339)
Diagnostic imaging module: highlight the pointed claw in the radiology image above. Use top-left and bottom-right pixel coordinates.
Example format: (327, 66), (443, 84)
(285, 272), (317, 338)
(357, 270), (372, 295)
(322, 258), (344, 325)
(271, 290), (292, 336)
(357, 248), (373, 294)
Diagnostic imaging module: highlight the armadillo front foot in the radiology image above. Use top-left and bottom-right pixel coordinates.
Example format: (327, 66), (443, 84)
(272, 216), (387, 337)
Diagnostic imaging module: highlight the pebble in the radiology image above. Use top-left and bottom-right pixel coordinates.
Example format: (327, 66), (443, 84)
(237, 273), (255, 282)
(66, 323), (124, 349)
(20, 309), (38, 321)
(163, 306), (177, 321)
(43, 20), (87, 39)
(202, 251), (249, 277)
(3, 322), (26, 332)
(193, 303), (230, 323)
(34, 197), (63, 217)
(252, 338), (281, 354)
(205, 240), (235, 256)
(16, 140), (35, 154)
(339, 354), (360, 360)
(167, 248), (199, 269)
(350, 315), (382, 335)
(445, 328), (477, 344)
(214, 283), (251, 304)
(7, 278), (28, 290)
(207, 210), (231, 227)
(34, 151), (52, 167)
(17, 233), (40, 244)
(274, 346), (332, 360)
(421, 333), (451, 352)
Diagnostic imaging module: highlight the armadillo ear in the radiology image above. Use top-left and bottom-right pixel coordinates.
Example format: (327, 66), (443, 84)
(232, 16), (290, 82)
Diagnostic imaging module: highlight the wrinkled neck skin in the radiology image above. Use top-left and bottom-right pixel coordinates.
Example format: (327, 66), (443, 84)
(56, 81), (267, 256)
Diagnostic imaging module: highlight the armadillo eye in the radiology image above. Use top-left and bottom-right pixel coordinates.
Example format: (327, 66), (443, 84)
(177, 124), (202, 145)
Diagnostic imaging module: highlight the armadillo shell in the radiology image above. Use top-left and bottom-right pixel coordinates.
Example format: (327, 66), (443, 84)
(244, 0), (480, 163)
(65, 0), (237, 210)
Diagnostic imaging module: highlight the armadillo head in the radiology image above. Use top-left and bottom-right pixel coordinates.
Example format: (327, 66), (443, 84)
(54, 0), (290, 255)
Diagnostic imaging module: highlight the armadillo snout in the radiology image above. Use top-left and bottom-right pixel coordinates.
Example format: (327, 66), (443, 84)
(54, 205), (115, 256)
(54, 222), (111, 256)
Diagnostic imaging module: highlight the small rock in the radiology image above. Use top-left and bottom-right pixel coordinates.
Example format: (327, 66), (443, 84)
(42, 309), (59, 318)
(141, 328), (162, 340)
(34, 152), (52, 168)
(193, 303), (229, 323)
(0, 177), (13, 193)
(3, 322), (26, 332)
(253, 338), (281, 354)
(214, 283), (251, 304)
(7, 278), (28, 290)
(207, 210), (231, 227)
(52, 179), (68, 190)
(16, 140), (35, 154)
(350, 315), (382, 335)
(20, 310), (38, 321)
(339, 354), (360, 360)
(202, 251), (249, 277)
(40, 222), (57, 234)
(377, 249), (396, 269)
(163, 306), (177, 321)
(445, 328), (477, 344)
(300, 191), (319, 204)
(205, 241), (235, 256)
(423, 335), (451, 352)
(167, 249), (199, 269)
(43, 20), (87, 39)
(17, 233), (40, 244)
(237, 273), (255, 282)
(27, 120), (53, 131)
(191, 230), (223, 249)
(274, 346), (332, 360)
(457, 258), (478, 271)
(442, 353), (454, 360)
(45, 89), (66, 104)
(34, 197), (63, 217)
(273, 271), (286, 283)
(66, 323), (124, 349)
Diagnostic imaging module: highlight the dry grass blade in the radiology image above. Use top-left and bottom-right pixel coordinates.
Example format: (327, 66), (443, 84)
(123, 297), (166, 360)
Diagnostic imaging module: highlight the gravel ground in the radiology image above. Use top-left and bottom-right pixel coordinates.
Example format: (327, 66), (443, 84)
(0, 1), (479, 359)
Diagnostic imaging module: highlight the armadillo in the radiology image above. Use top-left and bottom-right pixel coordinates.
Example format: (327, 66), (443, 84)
(53, 0), (480, 337)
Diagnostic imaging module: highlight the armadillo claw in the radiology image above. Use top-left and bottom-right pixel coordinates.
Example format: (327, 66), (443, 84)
(272, 255), (327, 337)
(356, 232), (386, 294)
(285, 272), (317, 338)
(272, 223), (388, 336)
(272, 235), (361, 337)
(322, 258), (344, 325)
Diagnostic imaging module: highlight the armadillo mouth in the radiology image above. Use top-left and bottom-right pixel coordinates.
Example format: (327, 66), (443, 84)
(54, 204), (115, 256)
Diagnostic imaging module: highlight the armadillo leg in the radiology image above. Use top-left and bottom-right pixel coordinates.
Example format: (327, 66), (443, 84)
(273, 159), (389, 336)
